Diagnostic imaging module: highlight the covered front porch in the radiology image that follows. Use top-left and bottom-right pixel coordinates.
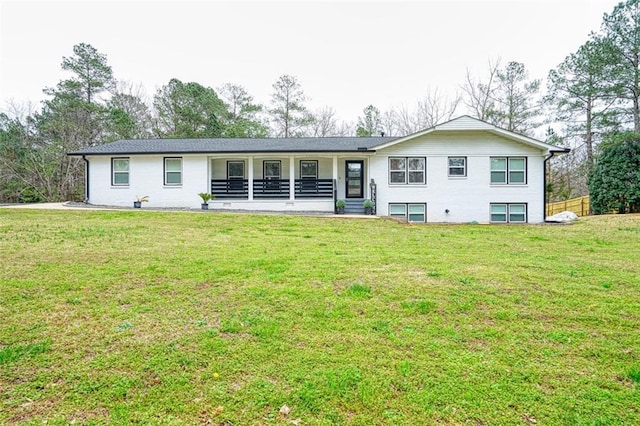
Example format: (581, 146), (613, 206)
(207, 154), (371, 212)
(211, 178), (335, 199)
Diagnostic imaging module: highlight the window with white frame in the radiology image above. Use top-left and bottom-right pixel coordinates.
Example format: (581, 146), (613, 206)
(300, 160), (318, 179)
(263, 160), (281, 180)
(448, 157), (467, 177)
(164, 157), (182, 185)
(112, 158), (129, 186)
(408, 204), (426, 222)
(227, 161), (245, 179)
(389, 157), (425, 184)
(490, 157), (526, 184)
(508, 158), (526, 184)
(389, 203), (426, 222)
(389, 158), (406, 183)
(389, 203), (407, 218)
(227, 161), (245, 191)
(490, 203), (527, 223)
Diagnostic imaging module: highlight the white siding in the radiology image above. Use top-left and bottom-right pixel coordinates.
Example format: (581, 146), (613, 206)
(380, 133), (541, 157)
(371, 131), (547, 223)
(88, 154), (209, 208)
(87, 154), (343, 211)
(435, 115), (495, 130)
(85, 128), (550, 221)
(208, 199), (335, 212)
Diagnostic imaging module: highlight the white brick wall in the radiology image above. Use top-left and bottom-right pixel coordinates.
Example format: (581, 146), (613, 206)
(370, 131), (546, 223)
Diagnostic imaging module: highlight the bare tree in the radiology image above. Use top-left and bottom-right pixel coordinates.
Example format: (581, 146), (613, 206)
(387, 87), (460, 135)
(335, 120), (355, 137)
(463, 59), (542, 135)
(392, 104), (416, 136)
(381, 110), (398, 137)
(462, 58), (501, 121)
(415, 87), (460, 128)
(310, 106), (339, 137)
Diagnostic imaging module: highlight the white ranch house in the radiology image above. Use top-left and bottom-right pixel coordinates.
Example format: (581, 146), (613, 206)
(68, 116), (569, 223)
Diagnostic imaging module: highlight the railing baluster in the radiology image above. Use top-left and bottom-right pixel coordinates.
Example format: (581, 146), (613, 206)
(212, 178), (336, 200)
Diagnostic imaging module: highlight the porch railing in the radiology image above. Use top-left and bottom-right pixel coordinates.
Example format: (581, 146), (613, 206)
(253, 179), (290, 199)
(295, 179), (334, 198)
(211, 179), (248, 199)
(211, 178), (334, 200)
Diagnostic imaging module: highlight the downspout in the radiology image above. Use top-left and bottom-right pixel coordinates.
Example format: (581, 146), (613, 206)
(82, 155), (89, 203)
(543, 151), (556, 222)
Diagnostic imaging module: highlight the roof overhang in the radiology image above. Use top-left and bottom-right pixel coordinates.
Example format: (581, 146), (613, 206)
(371, 115), (570, 155)
(67, 149), (377, 157)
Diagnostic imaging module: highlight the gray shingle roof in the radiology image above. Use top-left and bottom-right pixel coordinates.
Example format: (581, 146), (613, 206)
(68, 136), (399, 156)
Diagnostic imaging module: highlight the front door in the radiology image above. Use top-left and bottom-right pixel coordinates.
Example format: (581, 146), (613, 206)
(345, 160), (364, 198)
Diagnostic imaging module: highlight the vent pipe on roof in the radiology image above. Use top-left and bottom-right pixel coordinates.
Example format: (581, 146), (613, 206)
(380, 131), (385, 137)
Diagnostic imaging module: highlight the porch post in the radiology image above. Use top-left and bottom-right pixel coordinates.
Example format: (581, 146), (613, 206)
(332, 155), (339, 191)
(247, 156), (254, 201)
(289, 155), (295, 201)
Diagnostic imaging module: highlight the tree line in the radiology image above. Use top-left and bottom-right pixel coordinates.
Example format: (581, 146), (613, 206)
(1, 0), (639, 210)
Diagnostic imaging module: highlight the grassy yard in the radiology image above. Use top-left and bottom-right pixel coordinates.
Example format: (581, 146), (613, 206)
(0, 209), (639, 425)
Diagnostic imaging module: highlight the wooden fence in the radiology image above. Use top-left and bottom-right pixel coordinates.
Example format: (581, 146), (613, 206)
(546, 195), (590, 217)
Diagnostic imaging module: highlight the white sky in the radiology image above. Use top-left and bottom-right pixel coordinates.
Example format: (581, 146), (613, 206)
(0, 0), (620, 124)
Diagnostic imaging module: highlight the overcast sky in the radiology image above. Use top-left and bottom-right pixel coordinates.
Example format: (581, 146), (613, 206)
(0, 0), (621, 125)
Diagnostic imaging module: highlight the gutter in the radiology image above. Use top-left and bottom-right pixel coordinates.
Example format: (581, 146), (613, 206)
(543, 148), (570, 222)
(82, 155), (89, 202)
(68, 149), (378, 156)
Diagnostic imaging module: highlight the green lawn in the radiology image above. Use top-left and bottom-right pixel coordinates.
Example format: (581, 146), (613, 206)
(1, 209), (639, 425)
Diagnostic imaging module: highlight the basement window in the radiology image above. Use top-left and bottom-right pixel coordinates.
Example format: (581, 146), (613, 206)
(389, 203), (426, 222)
(490, 203), (527, 223)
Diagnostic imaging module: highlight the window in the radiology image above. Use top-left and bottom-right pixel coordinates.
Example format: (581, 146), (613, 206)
(164, 157), (182, 185)
(508, 158), (526, 184)
(490, 203), (527, 223)
(490, 204), (507, 222)
(448, 157), (467, 177)
(389, 203), (426, 222)
(300, 160), (318, 192)
(300, 160), (318, 179)
(112, 158), (129, 186)
(389, 203), (407, 218)
(491, 157), (527, 184)
(389, 157), (425, 184)
(389, 158), (406, 183)
(490, 158), (507, 183)
(408, 204), (426, 222)
(408, 158), (425, 183)
(264, 160), (281, 180)
(227, 161), (245, 191)
(227, 161), (245, 179)
(508, 204), (527, 222)
(264, 160), (281, 190)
